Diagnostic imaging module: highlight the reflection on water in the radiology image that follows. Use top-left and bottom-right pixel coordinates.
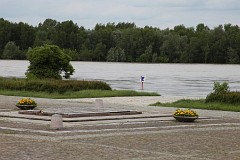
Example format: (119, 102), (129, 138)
(1, 60), (240, 97)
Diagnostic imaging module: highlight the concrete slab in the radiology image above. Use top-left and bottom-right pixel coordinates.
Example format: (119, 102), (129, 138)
(0, 111), (174, 122)
(18, 110), (142, 118)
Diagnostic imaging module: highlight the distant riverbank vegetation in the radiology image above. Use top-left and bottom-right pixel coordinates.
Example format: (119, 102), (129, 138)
(0, 77), (159, 98)
(0, 18), (240, 64)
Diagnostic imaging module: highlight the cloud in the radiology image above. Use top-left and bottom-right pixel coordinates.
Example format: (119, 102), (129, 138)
(206, 0), (240, 10)
(0, 0), (239, 29)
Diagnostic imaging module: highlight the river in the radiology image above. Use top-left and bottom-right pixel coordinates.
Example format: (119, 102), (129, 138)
(1, 60), (240, 97)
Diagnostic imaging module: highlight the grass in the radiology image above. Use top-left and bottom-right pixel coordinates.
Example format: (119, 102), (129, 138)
(150, 99), (240, 112)
(0, 77), (112, 93)
(0, 89), (160, 99)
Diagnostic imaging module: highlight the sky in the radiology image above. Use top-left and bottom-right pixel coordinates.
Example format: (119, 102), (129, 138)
(1, 0), (240, 29)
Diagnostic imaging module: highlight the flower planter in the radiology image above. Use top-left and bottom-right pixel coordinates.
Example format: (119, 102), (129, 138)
(16, 98), (37, 110)
(16, 105), (37, 110)
(173, 115), (198, 122)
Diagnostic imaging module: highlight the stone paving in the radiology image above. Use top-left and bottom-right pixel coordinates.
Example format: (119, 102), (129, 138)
(0, 95), (240, 159)
(1, 117), (240, 160)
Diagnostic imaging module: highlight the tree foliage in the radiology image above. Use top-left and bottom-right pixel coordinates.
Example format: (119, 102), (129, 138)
(1, 18), (240, 64)
(26, 45), (74, 79)
(107, 46), (126, 62)
(2, 41), (25, 59)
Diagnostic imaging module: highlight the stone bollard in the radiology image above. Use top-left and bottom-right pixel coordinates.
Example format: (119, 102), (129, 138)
(50, 114), (63, 130)
(95, 99), (103, 107)
(95, 99), (103, 112)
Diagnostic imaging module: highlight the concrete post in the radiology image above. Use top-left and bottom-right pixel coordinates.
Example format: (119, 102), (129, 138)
(95, 99), (103, 107)
(50, 114), (63, 130)
(95, 99), (103, 112)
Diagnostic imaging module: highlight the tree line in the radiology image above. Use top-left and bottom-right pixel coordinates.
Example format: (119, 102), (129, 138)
(1, 18), (240, 64)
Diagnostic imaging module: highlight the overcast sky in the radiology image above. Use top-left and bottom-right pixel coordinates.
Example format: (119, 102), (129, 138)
(1, 0), (240, 29)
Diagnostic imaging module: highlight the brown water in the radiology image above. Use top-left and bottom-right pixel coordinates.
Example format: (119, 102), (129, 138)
(1, 60), (240, 97)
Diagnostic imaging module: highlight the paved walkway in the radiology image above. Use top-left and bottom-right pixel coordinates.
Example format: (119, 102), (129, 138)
(0, 95), (240, 160)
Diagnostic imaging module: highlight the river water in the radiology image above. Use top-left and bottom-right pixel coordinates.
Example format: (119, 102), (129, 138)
(1, 60), (240, 97)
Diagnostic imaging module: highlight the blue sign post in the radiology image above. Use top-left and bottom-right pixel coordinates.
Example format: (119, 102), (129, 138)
(140, 76), (145, 90)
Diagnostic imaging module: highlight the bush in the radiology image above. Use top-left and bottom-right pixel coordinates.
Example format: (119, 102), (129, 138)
(206, 81), (240, 104)
(206, 92), (240, 104)
(26, 45), (74, 79)
(0, 77), (111, 93)
(213, 81), (229, 94)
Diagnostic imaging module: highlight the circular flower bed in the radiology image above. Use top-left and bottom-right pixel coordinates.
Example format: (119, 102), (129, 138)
(16, 98), (37, 110)
(173, 109), (198, 122)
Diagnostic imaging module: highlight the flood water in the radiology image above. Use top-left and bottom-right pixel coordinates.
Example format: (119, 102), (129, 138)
(1, 60), (240, 97)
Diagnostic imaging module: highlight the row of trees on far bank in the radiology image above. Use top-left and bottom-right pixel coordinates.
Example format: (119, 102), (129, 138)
(1, 18), (240, 64)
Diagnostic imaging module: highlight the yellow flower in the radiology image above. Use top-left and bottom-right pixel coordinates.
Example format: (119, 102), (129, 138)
(173, 108), (198, 117)
(16, 98), (37, 106)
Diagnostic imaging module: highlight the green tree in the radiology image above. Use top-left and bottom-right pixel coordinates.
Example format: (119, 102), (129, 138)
(34, 30), (51, 46)
(139, 45), (153, 62)
(195, 23), (211, 63)
(196, 23), (209, 32)
(106, 46), (126, 62)
(17, 22), (35, 50)
(93, 42), (107, 61)
(34, 19), (58, 46)
(152, 53), (158, 63)
(227, 47), (239, 64)
(63, 48), (80, 61)
(0, 18), (12, 56)
(210, 25), (227, 63)
(79, 44), (94, 61)
(53, 20), (79, 49)
(160, 34), (187, 63)
(2, 41), (25, 59)
(26, 45), (74, 79)
(120, 28), (139, 61)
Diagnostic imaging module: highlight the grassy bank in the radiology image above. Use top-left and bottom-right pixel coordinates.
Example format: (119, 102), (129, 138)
(0, 77), (112, 93)
(0, 77), (160, 98)
(0, 89), (160, 99)
(151, 99), (240, 112)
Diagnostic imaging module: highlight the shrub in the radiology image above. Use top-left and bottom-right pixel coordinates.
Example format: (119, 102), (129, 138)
(0, 77), (112, 93)
(206, 92), (240, 104)
(26, 45), (74, 80)
(206, 81), (240, 104)
(213, 81), (229, 94)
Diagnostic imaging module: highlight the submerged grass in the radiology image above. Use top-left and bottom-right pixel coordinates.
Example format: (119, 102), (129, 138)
(0, 89), (160, 99)
(150, 99), (240, 112)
